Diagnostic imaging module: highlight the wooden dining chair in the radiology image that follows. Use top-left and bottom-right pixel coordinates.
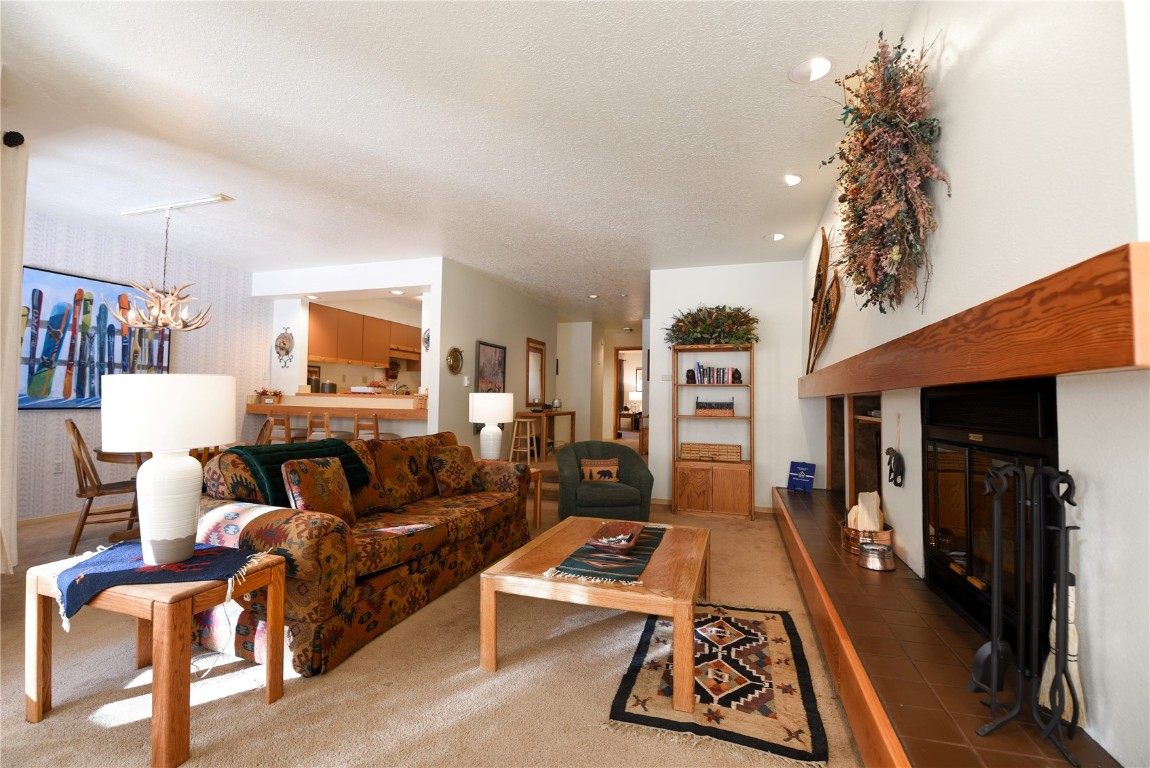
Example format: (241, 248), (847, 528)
(254, 417), (275, 445)
(306, 412), (353, 440)
(64, 419), (139, 555)
(268, 412), (307, 444)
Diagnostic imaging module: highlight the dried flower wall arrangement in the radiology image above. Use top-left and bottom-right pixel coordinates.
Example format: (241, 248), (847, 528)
(663, 305), (760, 347)
(825, 32), (951, 313)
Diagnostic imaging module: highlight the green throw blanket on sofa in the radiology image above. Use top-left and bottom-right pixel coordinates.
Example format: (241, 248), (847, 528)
(227, 439), (370, 508)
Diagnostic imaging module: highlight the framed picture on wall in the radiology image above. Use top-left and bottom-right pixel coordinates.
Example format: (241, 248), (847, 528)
(307, 364), (321, 380)
(18, 266), (172, 409)
(475, 340), (506, 393)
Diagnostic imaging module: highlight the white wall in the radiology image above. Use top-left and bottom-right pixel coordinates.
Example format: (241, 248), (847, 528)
(556, 321), (592, 443)
(650, 261), (805, 509)
(438, 259), (557, 458)
(17, 211), (272, 522)
(799, 4), (1147, 763)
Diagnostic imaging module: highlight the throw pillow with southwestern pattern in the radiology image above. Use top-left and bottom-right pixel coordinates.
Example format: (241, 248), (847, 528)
(580, 458), (620, 482)
(430, 445), (480, 497)
(281, 457), (357, 524)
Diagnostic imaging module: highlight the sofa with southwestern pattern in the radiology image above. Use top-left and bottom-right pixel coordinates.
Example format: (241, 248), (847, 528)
(194, 431), (529, 677)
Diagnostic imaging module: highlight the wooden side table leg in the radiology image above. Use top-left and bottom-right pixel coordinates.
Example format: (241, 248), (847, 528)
(672, 600), (696, 713)
(152, 599), (192, 768)
(479, 576), (498, 671)
(136, 616), (153, 669)
(24, 579), (52, 722)
(265, 563), (285, 704)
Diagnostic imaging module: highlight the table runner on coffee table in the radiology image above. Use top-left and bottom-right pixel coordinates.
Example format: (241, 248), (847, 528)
(543, 525), (666, 585)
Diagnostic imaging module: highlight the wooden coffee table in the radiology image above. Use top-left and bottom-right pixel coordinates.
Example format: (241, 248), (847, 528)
(480, 515), (710, 712)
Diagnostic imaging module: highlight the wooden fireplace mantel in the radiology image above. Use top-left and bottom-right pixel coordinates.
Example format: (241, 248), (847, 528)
(798, 242), (1149, 398)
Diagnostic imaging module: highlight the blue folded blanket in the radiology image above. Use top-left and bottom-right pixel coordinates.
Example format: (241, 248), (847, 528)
(226, 439), (369, 508)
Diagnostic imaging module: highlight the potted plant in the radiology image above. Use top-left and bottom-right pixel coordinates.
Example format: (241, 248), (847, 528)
(254, 387), (282, 404)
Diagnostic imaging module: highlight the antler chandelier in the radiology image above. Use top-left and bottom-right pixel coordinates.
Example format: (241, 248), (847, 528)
(111, 194), (232, 332)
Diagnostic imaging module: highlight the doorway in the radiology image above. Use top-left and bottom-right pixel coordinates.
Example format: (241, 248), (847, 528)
(614, 347), (642, 441)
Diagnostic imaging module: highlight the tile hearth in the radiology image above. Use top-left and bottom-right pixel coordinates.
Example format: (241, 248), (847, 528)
(774, 488), (1119, 768)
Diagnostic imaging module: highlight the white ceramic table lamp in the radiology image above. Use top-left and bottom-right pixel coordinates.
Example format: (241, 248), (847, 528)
(469, 392), (514, 460)
(101, 374), (236, 564)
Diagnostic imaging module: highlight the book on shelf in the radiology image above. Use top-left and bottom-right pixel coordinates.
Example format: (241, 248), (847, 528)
(690, 363), (739, 385)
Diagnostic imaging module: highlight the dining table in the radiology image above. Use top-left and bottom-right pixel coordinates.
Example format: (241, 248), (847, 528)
(514, 409), (575, 458)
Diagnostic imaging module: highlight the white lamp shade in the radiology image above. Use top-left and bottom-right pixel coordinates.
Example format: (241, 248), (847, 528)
(628, 391), (642, 402)
(469, 392), (515, 425)
(101, 374), (236, 451)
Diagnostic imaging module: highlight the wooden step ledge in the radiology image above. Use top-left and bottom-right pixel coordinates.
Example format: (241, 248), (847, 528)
(772, 486), (911, 768)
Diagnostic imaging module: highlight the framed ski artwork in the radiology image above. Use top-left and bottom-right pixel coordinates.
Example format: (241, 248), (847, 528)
(18, 267), (172, 409)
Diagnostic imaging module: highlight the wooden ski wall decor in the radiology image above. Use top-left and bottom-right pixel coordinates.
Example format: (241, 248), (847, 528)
(806, 228), (842, 375)
(18, 266), (171, 409)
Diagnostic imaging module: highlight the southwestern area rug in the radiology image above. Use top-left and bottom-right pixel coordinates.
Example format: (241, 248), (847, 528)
(610, 603), (829, 763)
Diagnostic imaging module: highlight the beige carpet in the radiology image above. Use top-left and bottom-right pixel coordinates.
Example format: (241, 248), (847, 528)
(1, 500), (861, 767)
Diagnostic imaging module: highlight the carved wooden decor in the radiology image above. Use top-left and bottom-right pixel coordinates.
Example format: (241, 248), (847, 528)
(798, 242), (1149, 398)
(805, 228), (841, 374)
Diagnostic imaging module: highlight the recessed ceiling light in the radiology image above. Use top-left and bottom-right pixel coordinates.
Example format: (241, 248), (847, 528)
(784, 174), (802, 187)
(306, 295), (319, 300)
(773, 233), (785, 241)
(390, 290), (405, 295)
(788, 57), (832, 84)
(588, 294), (599, 299)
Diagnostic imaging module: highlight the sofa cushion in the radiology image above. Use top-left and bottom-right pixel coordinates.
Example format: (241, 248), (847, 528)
(367, 432), (456, 510)
(430, 445), (479, 497)
(204, 452), (263, 502)
(228, 439), (371, 508)
(282, 458), (357, 525)
(580, 457), (620, 482)
(351, 490), (521, 577)
(345, 439), (391, 513)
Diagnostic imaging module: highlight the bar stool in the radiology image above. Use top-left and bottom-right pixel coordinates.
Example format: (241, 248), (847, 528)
(353, 412), (379, 440)
(269, 412), (307, 444)
(306, 412), (353, 440)
(508, 418), (539, 464)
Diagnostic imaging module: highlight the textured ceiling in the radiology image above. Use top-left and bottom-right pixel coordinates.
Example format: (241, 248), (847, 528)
(1, 1), (916, 328)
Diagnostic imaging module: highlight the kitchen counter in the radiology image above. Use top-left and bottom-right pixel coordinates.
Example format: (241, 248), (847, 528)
(246, 392), (428, 421)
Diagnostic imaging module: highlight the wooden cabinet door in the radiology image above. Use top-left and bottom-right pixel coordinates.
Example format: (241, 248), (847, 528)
(336, 310), (364, 364)
(390, 323), (420, 352)
(308, 303), (339, 360)
(362, 316), (391, 366)
(712, 464), (751, 517)
(675, 464), (711, 514)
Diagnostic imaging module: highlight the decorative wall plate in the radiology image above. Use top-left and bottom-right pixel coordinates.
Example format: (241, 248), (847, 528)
(275, 328), (295, 368)
(446, 346), (463, 374)
(422, 328), (432, 351)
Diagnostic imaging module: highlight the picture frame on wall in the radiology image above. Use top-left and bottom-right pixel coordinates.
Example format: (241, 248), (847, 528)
(307, 364), (321, 380)
(18, 266), (172, 410)
(475, 340), (506, 393)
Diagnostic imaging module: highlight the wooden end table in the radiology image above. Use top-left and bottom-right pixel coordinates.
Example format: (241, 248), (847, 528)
(480, 516), (709, 712)
(527, 466), (543, 528)
(26, 552), (286, 768)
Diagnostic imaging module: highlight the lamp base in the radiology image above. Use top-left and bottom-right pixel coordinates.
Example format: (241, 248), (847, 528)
(479, 423), (504, 461)
(135, 450), (203, 565)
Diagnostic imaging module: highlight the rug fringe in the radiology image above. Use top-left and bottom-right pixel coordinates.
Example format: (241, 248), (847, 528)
(542, 567), (641, 586)
(602, 721), (827, 767)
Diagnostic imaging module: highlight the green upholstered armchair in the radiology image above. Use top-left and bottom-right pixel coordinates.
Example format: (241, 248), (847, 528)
(556, 441), (653, 522)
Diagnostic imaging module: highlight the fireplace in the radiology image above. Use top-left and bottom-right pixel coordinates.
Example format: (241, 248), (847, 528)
(921, 378), (1060, 662)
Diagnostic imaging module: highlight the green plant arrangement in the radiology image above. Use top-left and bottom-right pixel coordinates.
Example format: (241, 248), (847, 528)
(825, 31), (951, 313)
(664, 305), (760, 347)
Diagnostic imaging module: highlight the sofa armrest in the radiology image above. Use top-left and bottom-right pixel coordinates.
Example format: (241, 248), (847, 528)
(474, 460), (528, 501)
(197, 498), (355, 621)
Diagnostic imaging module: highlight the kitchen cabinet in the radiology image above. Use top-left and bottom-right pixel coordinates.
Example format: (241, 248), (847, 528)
(362, 316), (392, 366)
(336, 310), (364, 364)
(389, 322), (421, 360)
(308, 304), (339, 360)
(671, 344), (755, 519)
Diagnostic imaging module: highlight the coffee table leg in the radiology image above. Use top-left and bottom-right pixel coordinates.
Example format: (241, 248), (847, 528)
(152, 599), (192, 768)
(672, 600), (695, 712)
(25, 579), (52, 723)
(479, 576), (498, 671)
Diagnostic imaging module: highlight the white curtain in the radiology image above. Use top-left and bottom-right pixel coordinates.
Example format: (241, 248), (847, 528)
(1, 130), (28, 573)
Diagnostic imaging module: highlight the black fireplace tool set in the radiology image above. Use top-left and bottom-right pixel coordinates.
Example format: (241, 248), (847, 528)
(968, 466), (1083, 766)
